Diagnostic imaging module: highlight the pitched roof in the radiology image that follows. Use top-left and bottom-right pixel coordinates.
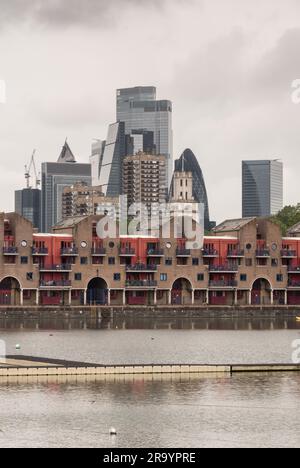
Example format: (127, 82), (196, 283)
(57, 140), (76, 163)
(287, 221), (300, 236)
(213, 217), (256, 233)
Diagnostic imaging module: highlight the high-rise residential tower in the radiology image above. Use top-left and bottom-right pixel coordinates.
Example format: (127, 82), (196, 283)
(116, 86), (173, 188)
(171, 149), (212, 231)
(123, 152), (167, 218)
(242, 160), (283, 218)
(41, 141), (91, 232)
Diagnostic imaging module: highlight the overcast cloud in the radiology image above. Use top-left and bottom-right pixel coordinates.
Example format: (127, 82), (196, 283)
(1, 0), (300, 223)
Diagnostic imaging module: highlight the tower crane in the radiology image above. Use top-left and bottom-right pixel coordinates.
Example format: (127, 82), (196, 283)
(24, 150), (41, 189)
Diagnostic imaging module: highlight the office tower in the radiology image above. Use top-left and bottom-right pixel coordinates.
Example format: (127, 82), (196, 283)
(242, 160), (283, 217)
(171, 149), (211, 231)
(116, 86), (173, 188)
(123, 152), (167, 218)
(41, 141), (91, 232)
(90, 140), (106, 187)
(15, 188), (41, 231)
(62, 182), (118, 219)
(90, 122), (125, 197)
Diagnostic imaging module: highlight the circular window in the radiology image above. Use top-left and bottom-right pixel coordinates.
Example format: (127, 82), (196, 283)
(246, 243), (252, 251)
(81, 241), (87, 248)
(109, 242), (115, 249)
(166, 242), (172, 249)
(21, 240), (27, 248)
(272, 243), (277, 251)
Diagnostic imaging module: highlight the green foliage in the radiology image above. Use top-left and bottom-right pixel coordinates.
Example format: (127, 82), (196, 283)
(271, 204), (300, 235)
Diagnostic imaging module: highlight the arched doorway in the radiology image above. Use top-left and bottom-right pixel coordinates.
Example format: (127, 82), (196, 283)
(251, 278), (272, 305)
(0, 277), (21, 305)
(87, 278), (108, 305)
(172, 278), (192, 305)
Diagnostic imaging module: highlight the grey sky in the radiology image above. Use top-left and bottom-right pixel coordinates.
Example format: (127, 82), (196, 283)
(0, 0), (300, 223)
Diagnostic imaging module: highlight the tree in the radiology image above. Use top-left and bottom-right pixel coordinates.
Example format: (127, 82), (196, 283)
(271, 204), (300, 235)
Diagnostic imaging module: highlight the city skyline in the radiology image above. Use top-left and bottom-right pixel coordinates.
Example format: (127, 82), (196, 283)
(1, 0), (300, 223)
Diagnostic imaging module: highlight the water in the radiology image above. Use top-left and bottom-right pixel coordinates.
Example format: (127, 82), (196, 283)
(0, 316), (300, 448)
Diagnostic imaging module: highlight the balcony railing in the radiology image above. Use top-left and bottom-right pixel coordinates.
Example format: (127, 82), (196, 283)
(209, 264), (238, 272)
(119, 248), (136, 256)
(32, 247), (48, 255)
(126, 263), (157, 272)
(281, 249), (297, 257)
(256, 249), (270, 257)
(3, 246), (18, 255)
(176, 248), (191, 257)
(288, 266), (300, 273)
(209, 280), (238, 288)
(227, 250), (244, 257)
(202, 249), (218, 257)
(40, 264), (72, 272)
(147, 248), (164, 256)
(40, 280), (72, 288)
(126, 280), (158, 288)
(61, 247), (78, 256)
(288, 280), (300, 287)
(91, 247), (106, 256)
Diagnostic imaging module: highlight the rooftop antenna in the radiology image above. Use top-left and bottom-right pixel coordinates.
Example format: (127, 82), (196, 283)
(24, 150), (41, 189)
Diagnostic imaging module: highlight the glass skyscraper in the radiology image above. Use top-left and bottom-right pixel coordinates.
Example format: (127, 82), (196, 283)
(172, 148), (211, 231)
(90, 122), (125, 197)
(15, 188), (41, 231)
(41, 142), (91, 232)
(242, 160), (283, 217)
(116, 86), (173, 188)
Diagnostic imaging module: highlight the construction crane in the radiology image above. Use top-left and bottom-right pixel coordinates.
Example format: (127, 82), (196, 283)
(25, 150), (41, 189)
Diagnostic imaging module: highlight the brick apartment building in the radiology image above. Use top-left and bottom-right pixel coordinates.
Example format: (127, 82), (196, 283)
(1, 212), (300, 307)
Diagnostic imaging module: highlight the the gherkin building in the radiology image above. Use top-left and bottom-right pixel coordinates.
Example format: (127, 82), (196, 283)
(171, 148), (211, 231)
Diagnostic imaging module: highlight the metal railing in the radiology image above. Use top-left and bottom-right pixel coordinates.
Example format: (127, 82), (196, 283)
(40, 264), (72, 271)
(61, 247), (78, 255)
(119, 248), (136, 256)
(91, 247), (106, 255)
(32, 247), (48, 255)
(209, 280), (238, 287)
(209, 264), (238, 272)
(256, 249), (270, 257)
(227, 249), (244, 257)
(281, 249), (297, 257)
(40, 280), (72, 287)
(202, 249), (218, 256)
(147, 249), (164, 256)
(3, 246), (18, 254)
(126, 280), (158, 288)
(176, 248), (191, 256)
(126, 264), (157, 271)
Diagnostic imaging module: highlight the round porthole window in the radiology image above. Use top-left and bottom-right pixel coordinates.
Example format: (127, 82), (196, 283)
(166, 242), (172, 249)
(246, 243), (252, 251)
(21, 240), (27, 248)
(109, 242), (115, 249)
(272, 243), (277, 251)
(81, 241), (87, 248)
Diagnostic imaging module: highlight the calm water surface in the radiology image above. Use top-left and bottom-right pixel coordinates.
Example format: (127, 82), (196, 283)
(0, 316), (299, 448)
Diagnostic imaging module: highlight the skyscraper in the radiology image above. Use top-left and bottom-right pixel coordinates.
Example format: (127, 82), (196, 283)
(90, 122), (125, 197)
(116, 86), (173, 188)
(123, 152), (167, 218)
(171, 149), (211, 231)
(41, 141), (91, 232)
(242, 160), (283, 217)
(15, 188), (41, 231)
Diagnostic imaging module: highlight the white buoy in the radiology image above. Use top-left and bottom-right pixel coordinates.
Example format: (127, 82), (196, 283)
(109, 427), (117, 435)
(15, 344), (21, 350)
